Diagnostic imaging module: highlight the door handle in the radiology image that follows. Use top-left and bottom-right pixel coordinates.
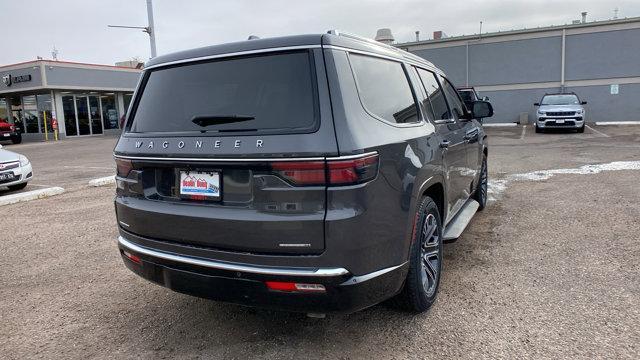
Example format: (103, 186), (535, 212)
(440, 140), (450, 149)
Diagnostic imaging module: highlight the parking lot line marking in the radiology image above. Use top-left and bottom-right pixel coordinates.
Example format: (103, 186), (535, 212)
(64, 165), (114, 170)
(595, 121), (640, 126)
(585, 125), (610, 138)
(483, 123), (518, 127)
(0, 187), (65, 207)
(88, 176), (116, 187)
(520, 125), (527, 139)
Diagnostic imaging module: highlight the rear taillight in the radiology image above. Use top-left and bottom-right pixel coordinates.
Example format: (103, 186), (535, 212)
(327, 154), (379, 185)
(115, 158), (133, 177)
(271, 161), (326, 186)
(270, 153), (379, 186)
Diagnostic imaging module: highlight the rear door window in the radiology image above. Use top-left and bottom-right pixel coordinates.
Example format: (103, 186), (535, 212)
(440, 76), (467, 118)
(349, 54), (419, 124)
(416, 68), (451, 121)
(128, 51), (318, 135)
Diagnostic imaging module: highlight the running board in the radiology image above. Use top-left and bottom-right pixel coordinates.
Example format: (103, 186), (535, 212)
(442, 199), (480, 243)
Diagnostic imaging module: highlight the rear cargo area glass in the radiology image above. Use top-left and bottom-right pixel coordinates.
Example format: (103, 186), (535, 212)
(129, 51), (318, 134)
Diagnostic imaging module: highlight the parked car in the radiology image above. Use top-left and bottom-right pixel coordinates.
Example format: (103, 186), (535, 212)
(534, 92), (587, 133)
(113, 31), (493, 315)
(0, 144), (32, 191)
(0, 118), (22, 144)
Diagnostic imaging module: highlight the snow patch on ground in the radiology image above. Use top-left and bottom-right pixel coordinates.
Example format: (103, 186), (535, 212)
(488, 161), (640, 202)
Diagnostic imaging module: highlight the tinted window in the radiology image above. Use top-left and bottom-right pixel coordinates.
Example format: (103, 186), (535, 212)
(129, 51), (317, 134)
(349, 54), (419, 124)
(541, 94), (580, 105)
(458, 90), (474, 103)
(416, 68), (450, 120)
(440, 76), (466, 118)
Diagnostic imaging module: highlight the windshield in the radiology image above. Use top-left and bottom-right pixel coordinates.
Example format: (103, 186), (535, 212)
(541, 94), (580, 105)
(129, 51), (318, 135)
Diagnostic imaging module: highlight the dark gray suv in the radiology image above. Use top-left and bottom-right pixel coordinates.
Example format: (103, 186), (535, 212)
(114, 31), (493, 314)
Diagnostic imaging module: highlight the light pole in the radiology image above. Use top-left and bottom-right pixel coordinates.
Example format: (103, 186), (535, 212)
(108, 0), (157, 58)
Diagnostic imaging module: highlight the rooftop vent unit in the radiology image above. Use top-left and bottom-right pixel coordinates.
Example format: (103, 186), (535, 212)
(247, 35), (260, 40)
(374, 28), (395, 44)
(572, 20), (582, 24)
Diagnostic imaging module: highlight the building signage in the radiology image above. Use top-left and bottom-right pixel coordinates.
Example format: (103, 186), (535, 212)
(610, 84), (619, 95)
(1, 74), (32, 87)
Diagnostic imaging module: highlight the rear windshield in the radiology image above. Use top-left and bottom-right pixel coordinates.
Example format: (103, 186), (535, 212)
(128, 51), (318, 135)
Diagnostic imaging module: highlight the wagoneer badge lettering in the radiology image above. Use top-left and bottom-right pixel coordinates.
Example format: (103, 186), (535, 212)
(133, 139), (265, 150)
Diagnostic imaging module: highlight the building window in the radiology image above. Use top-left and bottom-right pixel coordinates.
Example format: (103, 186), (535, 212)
(22, 95), (39, 133)
(101, 94), (119, 130)
(123, 93), (133, 114)
(36, 94), (53, 134)
(0, 98), (8, 123)
(62, 96), (78, 136)
(349, 53), (419, 124)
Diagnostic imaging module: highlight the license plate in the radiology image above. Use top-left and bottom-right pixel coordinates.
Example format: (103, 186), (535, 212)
(555, 119), (565, 124)
(0, 172), (14, 181)
(179, 171), (221, 200)
(2, 133), (9, 137)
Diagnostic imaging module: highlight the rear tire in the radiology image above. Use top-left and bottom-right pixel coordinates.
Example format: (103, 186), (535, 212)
(395, 196), (443, 313)
(11, 134), (22, 144)
(8, 183), (27, 191)
(472, 154), (488, 211)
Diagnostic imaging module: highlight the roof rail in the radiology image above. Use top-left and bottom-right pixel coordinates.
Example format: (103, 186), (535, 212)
(327, 29), (431, 65)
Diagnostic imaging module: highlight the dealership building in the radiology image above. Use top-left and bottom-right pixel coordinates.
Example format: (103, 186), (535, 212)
(395, 16), (640, 123)
(0, 60), (142, 141)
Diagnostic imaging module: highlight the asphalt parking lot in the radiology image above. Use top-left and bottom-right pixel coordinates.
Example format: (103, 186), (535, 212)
(1, 125), (639, 359)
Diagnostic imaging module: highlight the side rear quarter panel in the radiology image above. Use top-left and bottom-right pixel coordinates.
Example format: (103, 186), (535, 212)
(323, 48), (449, 273)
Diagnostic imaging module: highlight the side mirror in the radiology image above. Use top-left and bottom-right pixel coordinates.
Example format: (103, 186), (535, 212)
(534, 102), (540, 106)
(581, 101), (587, 105)
(472, 100), (494, 119)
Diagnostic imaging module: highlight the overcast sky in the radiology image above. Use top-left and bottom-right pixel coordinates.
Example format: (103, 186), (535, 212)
(2, 0), (639, 65)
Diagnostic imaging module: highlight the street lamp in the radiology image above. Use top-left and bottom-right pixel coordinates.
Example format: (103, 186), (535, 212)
(108, 0), (157, 58)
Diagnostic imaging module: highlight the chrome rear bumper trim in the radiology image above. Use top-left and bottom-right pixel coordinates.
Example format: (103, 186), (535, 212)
(118, 236), (349, 277)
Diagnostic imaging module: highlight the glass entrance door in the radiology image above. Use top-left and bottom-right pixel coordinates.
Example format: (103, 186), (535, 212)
(76, 96), (91, 135)
(89, 96), (103, 134)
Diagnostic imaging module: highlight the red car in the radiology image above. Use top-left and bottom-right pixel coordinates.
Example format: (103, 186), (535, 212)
(0, 119), (22, 144)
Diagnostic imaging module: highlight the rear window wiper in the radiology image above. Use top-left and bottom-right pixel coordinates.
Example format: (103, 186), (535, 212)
(191, 115), (255, 127)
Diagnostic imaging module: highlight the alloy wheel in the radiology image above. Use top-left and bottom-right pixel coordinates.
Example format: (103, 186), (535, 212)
(420, 213), (440, 297)
(480, 158), (488, 204)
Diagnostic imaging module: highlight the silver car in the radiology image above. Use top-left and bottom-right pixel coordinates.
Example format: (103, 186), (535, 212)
(0, 144), (33, 191)
(534, 93), (587, 133)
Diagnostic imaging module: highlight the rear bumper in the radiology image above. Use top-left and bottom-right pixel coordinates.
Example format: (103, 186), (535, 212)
(118, 235), (408, 313)
(0, 131), (19, 139)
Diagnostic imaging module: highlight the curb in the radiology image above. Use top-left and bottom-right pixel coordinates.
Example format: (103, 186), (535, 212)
(88, 176), (116, 187)
(595, 121), (640, 126)
(0, 187), (65, 207)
